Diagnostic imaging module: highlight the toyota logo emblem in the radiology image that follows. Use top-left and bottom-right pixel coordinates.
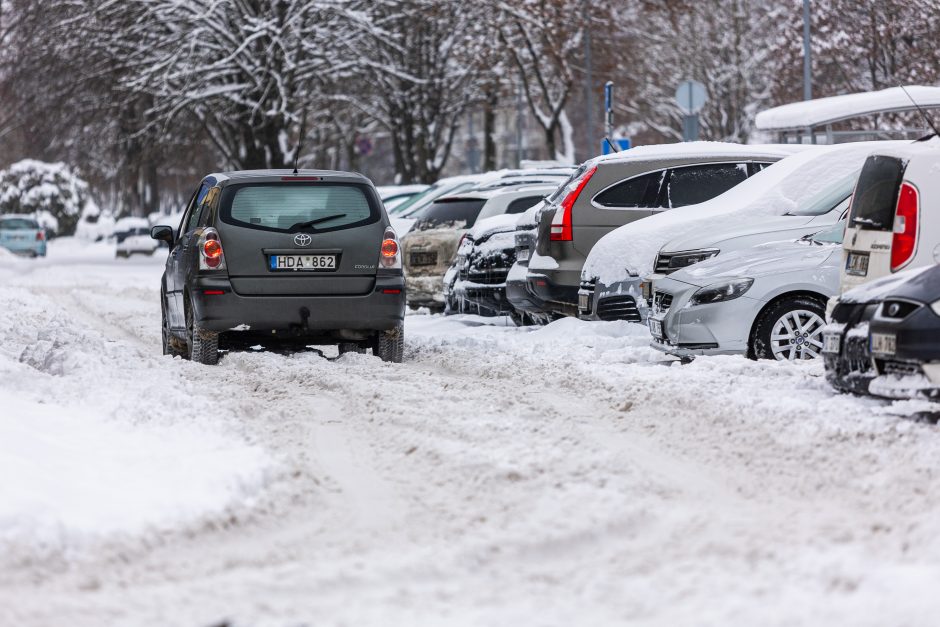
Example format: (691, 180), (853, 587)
(293, 233), (312, 247)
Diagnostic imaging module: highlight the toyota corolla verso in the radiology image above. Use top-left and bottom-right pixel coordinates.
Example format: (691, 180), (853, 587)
(151, 170), (406, 365)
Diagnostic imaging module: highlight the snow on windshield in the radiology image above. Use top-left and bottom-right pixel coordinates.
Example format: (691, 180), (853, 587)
(582, 142), (899, 284)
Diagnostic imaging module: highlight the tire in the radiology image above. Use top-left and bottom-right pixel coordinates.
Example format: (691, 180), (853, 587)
(750, 295), (826, 361)
(186, 295), (220, 365)
(338, 342), (366, 355)
(161, 290), (185, 357)
(373, 325), (404, 363)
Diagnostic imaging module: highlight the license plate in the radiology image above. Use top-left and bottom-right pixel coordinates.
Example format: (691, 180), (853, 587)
(578, 292), (590, 311)
(822, 332), (841, 354)
(517, 248), (529, 262)
(870, 332), (896, 356)
(269, 254), (336, 271)
(845, 252), (870, 277)
(410, 251), (437, 266)
(649, 318), (663, 339)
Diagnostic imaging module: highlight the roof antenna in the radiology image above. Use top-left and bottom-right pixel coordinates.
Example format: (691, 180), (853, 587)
(604, 136), (622, 153)
(899, 85), (940, 141)
(292, 114), (308, 174)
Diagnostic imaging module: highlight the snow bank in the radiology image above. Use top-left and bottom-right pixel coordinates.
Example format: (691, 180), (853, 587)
(583, 142), (895, 284)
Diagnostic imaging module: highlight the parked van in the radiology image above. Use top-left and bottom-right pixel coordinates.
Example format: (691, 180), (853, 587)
(840, 140), (940, 292)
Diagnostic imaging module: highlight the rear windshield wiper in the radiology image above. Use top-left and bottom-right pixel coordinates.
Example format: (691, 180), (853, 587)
(289, 213), (347, 231)
(850, 216), (884, 228)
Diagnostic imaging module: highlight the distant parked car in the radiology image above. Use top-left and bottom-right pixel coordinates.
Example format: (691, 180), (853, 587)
(149, 169), (405, 365)
(578, 142), (900, 324)
(526, 142), (801, 318)
(648, 221), (845, 361)
(0, 215), (46, 257)
(116, 227), (161, 257)
(402, 184), (556, 312)
(376, 184), (429, 211)
(866, 263), (940, 399)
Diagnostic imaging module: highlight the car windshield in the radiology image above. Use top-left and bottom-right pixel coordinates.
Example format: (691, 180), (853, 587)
(220, 183), (378, 233)
(809, 220), (847, 245)
(0, 218), (39, 230)
(786, 169), (859, 216)
(414, 198), (486, 230)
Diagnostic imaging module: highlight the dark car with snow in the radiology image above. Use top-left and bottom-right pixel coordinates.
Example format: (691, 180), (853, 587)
(151, 169), (406, 364)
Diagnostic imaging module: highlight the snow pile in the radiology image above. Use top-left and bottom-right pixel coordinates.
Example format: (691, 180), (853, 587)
(583, 142), (895, 284)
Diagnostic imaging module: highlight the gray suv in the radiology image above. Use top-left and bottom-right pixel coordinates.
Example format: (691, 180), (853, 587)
(526, 144), (800, 317)
(151, 169), (406, 364)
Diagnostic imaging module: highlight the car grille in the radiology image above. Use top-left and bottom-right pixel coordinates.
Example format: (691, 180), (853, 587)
(880, 360), (922, 377)
(467, 268), (509, 285)
(596, 296), (642, 322)
(844, 334), (874, 376)
(409, 251), (438, 266)
(830, 301), (878, 325)
(653, 290), (673, 314)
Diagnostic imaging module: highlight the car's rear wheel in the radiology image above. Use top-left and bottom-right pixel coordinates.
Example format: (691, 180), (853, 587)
(373, 325), (404, 363)
(186, 295), (220, 365)
(751, 295), (826, 361)
(338, 342), (366, 356)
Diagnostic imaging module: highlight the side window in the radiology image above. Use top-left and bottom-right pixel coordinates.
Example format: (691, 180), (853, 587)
(665, 163), (749, 208)
(198, 187), (221, 227)
(593, 170), (666, 208)
(506, 196), (545, 214)
(183, 183), (210, 233)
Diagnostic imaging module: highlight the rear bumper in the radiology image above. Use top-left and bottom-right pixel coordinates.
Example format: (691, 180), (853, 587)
(525, 272), (579, 317)
(1, 241), (46, 256)
(192, 275), (405, 334)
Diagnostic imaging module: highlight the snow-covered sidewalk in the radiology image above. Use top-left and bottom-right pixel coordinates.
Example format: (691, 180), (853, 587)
(3, 240), (940, 627)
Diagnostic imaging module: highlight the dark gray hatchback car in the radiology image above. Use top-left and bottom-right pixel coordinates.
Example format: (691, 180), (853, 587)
(151, 169), (406, 364)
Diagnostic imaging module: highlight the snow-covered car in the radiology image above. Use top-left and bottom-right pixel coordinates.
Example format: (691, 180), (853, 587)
(150, 169), (405, 365)
(578, 141), (902, 324)
(376, 184), (429, 211)
(866, 263), (940, 399)
(579, 166), (859, 323)
(822, 265), (932, 395)
(0, 215), (46, 257)
(401, 184), (555, 312)
(452, 213), (534, 322)
(116, 227), (161, 257)
(527, 142), (803, 319)
(648, 221), (845, 361)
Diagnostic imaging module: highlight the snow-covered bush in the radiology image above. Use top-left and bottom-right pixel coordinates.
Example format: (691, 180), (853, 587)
(0, 160), (90, 236)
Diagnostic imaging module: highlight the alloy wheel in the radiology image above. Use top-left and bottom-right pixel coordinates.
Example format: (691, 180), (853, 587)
(770, 309), (825, 361)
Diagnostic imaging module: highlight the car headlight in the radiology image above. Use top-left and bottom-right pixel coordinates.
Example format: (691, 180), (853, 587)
(669, 248), (720, 269)
(689, 278), (754, 306)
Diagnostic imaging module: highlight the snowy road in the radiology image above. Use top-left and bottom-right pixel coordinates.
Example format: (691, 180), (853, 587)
(4, 241), (940, 626)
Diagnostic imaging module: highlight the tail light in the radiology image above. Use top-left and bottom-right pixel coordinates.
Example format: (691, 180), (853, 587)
(551, 165), (597, 241)
(379, 226), (401, 269)
(891, 182), (919, 272)
(36, 230), (45, 241)
(199, 228), (226, 271)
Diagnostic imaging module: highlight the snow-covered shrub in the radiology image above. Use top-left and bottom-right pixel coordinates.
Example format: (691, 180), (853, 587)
(0, 160), (90, 236)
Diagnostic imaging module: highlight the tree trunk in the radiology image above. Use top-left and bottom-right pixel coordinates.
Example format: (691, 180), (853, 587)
(483, 87), (498, 171)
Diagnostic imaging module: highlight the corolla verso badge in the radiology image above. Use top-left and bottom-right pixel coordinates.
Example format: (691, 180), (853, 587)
(293, 233), (312, 247)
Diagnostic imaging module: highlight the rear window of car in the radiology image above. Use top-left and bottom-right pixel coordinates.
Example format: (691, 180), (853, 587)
(219, 183), (379, 233)
(849, 155), (906, 230)
(0, 218), (39, 230)
(415, 198), (486, 230)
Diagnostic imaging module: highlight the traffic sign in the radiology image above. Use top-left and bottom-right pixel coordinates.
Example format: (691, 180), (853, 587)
(675, 80), (707, 115)
(601, 138), (631, 155)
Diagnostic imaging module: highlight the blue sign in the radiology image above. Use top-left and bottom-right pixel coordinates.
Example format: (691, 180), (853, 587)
(604, 82), (613, 112)
(601, 138), (632, 155)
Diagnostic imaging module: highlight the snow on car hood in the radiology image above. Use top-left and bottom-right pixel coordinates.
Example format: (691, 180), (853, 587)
(581, 141), (900, 284)
(661, 214), (815, 253)
(839, 265), (933, 304)
(468, 214), (520, 241)
(674, 239), (839, 285)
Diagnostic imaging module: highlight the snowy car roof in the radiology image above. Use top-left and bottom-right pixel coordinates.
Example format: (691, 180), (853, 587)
(755, 86), (940, 131)
(209, 169), (370, 184)
(590, 141), (807, 166)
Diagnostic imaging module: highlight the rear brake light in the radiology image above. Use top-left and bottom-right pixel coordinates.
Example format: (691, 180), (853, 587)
(379, 227), (401, 269)
(203, 289), (225, 295)
(36, 231), (45, 241)
(280, 176), (321, 181)
(891, 182), (918, 272)
(551, 166), (597, 241)
(199, 229), (226, 271)
(382, 289), (401, 294)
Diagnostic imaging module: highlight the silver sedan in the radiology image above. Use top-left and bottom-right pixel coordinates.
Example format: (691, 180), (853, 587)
(647, 222), (844, 361)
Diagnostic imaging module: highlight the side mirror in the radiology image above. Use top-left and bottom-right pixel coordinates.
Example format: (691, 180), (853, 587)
(150, 225), (174, 247)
